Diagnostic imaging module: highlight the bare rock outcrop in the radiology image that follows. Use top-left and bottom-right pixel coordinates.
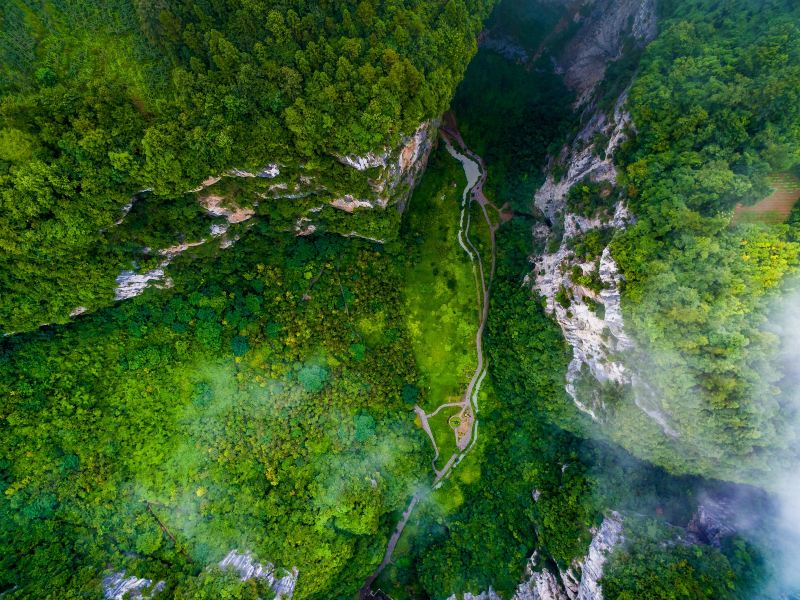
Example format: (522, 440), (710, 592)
(529, 93), (635, 421)
(103, 572), (164, 600)
(369, 120), (439, 210)
(554, 0), (657, 105)
(449, 514), (624, 600)
(219, 551), (298, 599)
(513, 555), (568, 600)
(572, 512), (624, 600)
(199, 195), (256, 224)
(115, 267), (169, 301)
(529, 82), (678, 436)
(330, 195), (375, 213)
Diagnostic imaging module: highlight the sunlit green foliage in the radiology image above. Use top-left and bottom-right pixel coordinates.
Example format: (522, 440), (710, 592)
(0, 0), (496, 332)
(401, 147), (478, 411)
(0, 229), (428, 598)
(601, 0), (800, 481)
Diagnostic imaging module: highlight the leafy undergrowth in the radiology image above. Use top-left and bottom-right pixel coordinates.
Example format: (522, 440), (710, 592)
(0, 229), (429, 599)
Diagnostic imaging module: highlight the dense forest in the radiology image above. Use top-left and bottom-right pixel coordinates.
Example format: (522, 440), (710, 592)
(1, 226), (434, 598)
(0, 0), (495, 332)
(2, 0), (800, 598)
(605, 0), (800, 481)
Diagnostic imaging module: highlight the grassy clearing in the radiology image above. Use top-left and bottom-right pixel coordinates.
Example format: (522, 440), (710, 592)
(429, 407), (462, 471)
(402, 147), (479, 412)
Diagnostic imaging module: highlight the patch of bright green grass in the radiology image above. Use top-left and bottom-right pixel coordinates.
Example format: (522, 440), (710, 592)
(429, 407), (462, 472)
(402, 147), (479, 412)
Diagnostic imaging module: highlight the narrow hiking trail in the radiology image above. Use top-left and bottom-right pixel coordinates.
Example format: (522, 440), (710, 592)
(429, 114), (498, 486)
(360, 117), (500, 598)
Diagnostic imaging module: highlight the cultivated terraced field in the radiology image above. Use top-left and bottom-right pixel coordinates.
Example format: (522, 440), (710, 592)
(734, 172), (800, 224)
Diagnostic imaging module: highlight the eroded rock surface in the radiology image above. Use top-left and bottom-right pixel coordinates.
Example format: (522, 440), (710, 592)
(529, 93), (634, 421)
(554, 0), (657, 104)
(572, 513), (624, 600)
(450, 514), (623, 600)
(103, 572), (164, 600)
(115, 267), (168, 301)
(199, 195), (256, 224)
(219, 551), (298, 599)
(512, 556), (568, 600)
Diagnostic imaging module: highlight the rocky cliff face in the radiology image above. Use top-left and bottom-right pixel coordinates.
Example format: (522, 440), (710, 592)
(527, 92), (636, 422)
(101, 551), (296, 600)
(522, 0), (681, 435)
(219, 551), (298, 599)
(552, 0), (657, 105)
(106, 120), (437, 303)
(102, 572), (165, 600)
(450, 513), (624, 600)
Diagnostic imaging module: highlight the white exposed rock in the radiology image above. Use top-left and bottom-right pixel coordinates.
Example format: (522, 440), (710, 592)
(210, 223), (229, 237)
(530, 91), (642, 422)
(115, 239), (208, 300)
(343, 231), (385, 244)
(158, 240), (206, 259)
(574, 512), (624, 600)
(559, 569), (580, 600)
(295, 217), (317, 237)
(226, 164), (280, 179)
(103, 572), (164, 600)
(219, 551), (298, 599)
(555, 0), (657, 105)
(335, 152), (388, 171)
(513, 555), (568, 600)
(371, 120), (438, 210)
(597, 247), (630, 346)
(330, 195), (374, 212)
(535, 92), (630, 223)
(189, 164), (278, 193)
(452, 514), (623, 600)
(220, 235), (239, 249)
(189, 175), (222, 193)
(70, 306), (87, 317)
(257, 164), (280, 178)
(115, 267), (167, 301)
(199, 195), (255, 224)
(115, 198), (136, 226)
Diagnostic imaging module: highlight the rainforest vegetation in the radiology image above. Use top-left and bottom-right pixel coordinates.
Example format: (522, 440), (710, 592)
(606, 0), (800, 481)
(2, 0), (799, 598)
(0, 0), (496, 332)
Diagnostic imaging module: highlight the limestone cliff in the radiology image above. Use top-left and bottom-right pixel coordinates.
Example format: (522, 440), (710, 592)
(218, 551), (298, 599)
(448, 513), (624, 600)
(547, 0), (657, 105)
(520, 0), (684, 436)
(105, 120), (437, 303)
(527, 91), (638, 423)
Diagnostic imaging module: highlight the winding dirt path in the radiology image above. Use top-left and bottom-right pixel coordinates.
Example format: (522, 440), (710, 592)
(360, 117), (499, 597)
(359, 493), (420, 599)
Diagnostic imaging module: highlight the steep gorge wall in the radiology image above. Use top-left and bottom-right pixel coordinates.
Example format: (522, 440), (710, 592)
(525, 0), (674, 434)
(98, 120), (438, 306)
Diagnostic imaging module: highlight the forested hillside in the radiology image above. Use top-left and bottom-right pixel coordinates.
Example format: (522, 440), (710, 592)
(607, 0), (800, 481)
(1, 227), (433, 598)
(0, 0), (495, 332)
(3, 0), (800, 598)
